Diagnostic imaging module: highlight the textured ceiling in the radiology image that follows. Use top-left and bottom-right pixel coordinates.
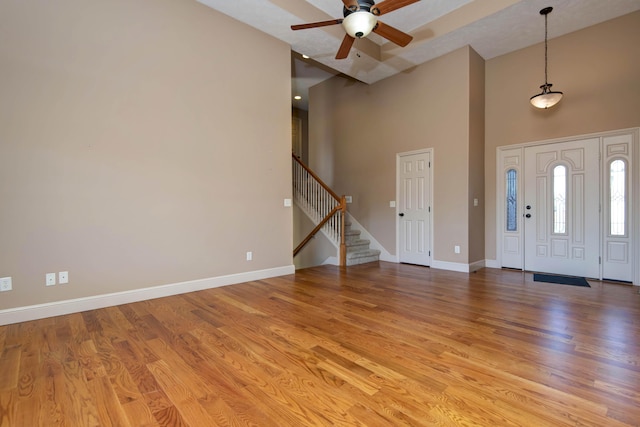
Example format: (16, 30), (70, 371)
(198, 0), (640, 109)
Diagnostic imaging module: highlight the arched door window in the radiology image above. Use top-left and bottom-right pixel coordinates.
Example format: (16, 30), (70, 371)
(609, 159), (626, 236)
(553, 165), (567, 234)
(506, 169), (518, 231)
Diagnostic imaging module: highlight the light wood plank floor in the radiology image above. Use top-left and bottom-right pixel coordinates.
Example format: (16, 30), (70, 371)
(1, 263), (639, 426)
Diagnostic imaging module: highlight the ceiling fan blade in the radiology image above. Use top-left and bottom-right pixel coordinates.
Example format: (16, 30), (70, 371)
(291, 19), (343, 31)
(371, 0), (420, 16)
(336, 34), (355, 59)
(372, 21), (413, 47)
(342, 0), (360, 11)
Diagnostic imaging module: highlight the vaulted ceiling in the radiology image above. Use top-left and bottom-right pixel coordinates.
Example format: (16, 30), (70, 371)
(198, 0), (640, 109)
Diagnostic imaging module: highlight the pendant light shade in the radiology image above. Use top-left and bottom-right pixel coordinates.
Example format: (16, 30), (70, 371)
(342, 11), (378, 39)
(530, 7), (563, 109)
(530, 83), (563, 109)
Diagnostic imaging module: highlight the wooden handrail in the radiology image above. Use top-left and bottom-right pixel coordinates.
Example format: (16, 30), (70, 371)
(292, 155), (341, 202)
(293, 205), (341, 257)
(292, 155), (347, 265)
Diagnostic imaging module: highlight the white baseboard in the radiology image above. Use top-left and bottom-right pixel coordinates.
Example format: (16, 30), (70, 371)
(322, 256), (339, 266)
(430, 259), (471, 273)
(485, 259), (501, 269)
(379, 252), (399, 263)
(0, 265), (295, 326)
(469, 259), (486, 272)
(429, 259), (485, 273)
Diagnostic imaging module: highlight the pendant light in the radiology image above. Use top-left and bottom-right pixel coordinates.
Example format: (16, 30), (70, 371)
(530, 7), (563, 109)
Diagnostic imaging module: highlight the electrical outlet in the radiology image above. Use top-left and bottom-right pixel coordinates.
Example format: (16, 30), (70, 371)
(46, 273), (56, 286)
(246, 251), (253, 261)
(0, 277), (12, 292)
(59, 271), (69, 284)
(454, 245), (461, 254)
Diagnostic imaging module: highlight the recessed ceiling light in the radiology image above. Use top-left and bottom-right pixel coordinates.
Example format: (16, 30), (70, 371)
(294, 95), (302, 100)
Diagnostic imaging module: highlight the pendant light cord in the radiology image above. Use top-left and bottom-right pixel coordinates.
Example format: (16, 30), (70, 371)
(544, 11), (548, 86)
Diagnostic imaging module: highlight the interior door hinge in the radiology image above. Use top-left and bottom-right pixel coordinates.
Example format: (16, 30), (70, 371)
(428, 206), (431, 212)
(599, 256), (602, 265)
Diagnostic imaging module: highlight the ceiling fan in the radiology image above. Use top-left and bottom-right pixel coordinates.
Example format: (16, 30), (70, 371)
(291, 0), (420, 59)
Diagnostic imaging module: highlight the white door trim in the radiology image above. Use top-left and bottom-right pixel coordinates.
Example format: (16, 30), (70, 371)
(396, 148), (434, 266)
(496, 127), (639, 285)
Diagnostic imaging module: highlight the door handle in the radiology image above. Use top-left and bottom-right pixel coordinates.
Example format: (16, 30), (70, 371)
(399, 213), (405, 217)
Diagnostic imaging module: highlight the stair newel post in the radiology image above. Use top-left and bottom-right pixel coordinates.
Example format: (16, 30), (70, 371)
(340, 195), (347, 267)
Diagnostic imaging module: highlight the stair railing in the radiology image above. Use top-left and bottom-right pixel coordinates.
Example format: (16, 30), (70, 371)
(292, 155), (346, 266)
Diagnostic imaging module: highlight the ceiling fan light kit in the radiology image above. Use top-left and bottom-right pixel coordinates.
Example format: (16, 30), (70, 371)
(342, 11), (378, 39)
(290, 0), (420, 60)
(530, 6), (563, 109)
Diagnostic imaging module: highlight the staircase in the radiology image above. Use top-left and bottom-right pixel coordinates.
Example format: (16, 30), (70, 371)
(345, 222), (381, 266)
(293, 155), (379, 266)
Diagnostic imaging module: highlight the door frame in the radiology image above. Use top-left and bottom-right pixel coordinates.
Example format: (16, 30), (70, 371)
(396, 148), (434, 265)
(495, 128), (640, 285)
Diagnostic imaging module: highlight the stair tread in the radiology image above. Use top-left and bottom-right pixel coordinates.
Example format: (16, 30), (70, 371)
(346, 239), (370, 246)
(346, 249), (381, 259)
(346, 255), (380, 266)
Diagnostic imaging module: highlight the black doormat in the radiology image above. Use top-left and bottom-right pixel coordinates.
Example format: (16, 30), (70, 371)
(533, 273), (590, 287)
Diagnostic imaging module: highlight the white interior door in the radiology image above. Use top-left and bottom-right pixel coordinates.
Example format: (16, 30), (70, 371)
(398, 150), (431, 266)
(524, 138), (600, 278)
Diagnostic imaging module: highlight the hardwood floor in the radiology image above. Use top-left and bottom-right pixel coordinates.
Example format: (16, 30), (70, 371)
(1, 263), (639, 426)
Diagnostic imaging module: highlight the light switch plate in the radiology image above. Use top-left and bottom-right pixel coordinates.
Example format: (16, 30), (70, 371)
(59, 271), (69, 284)
(46, 273), (56, 286)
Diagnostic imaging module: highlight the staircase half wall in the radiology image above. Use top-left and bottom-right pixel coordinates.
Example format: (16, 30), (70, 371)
(293, 203), (338, 269)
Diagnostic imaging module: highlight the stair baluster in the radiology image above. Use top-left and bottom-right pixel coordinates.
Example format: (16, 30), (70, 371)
(292, 155), (346, 265)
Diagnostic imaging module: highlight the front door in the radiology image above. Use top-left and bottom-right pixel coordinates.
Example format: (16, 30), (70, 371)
(398, 150), (432, 266)
(523, 138), (600, 278)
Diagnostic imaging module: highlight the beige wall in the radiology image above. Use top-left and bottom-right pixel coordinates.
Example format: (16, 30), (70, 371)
(309, 46), (479, 264)
(468, 48), (485, 264)
(0, 0), (292, 310)
(292, 107), (309, 164)
(485, 11), (640, 261)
